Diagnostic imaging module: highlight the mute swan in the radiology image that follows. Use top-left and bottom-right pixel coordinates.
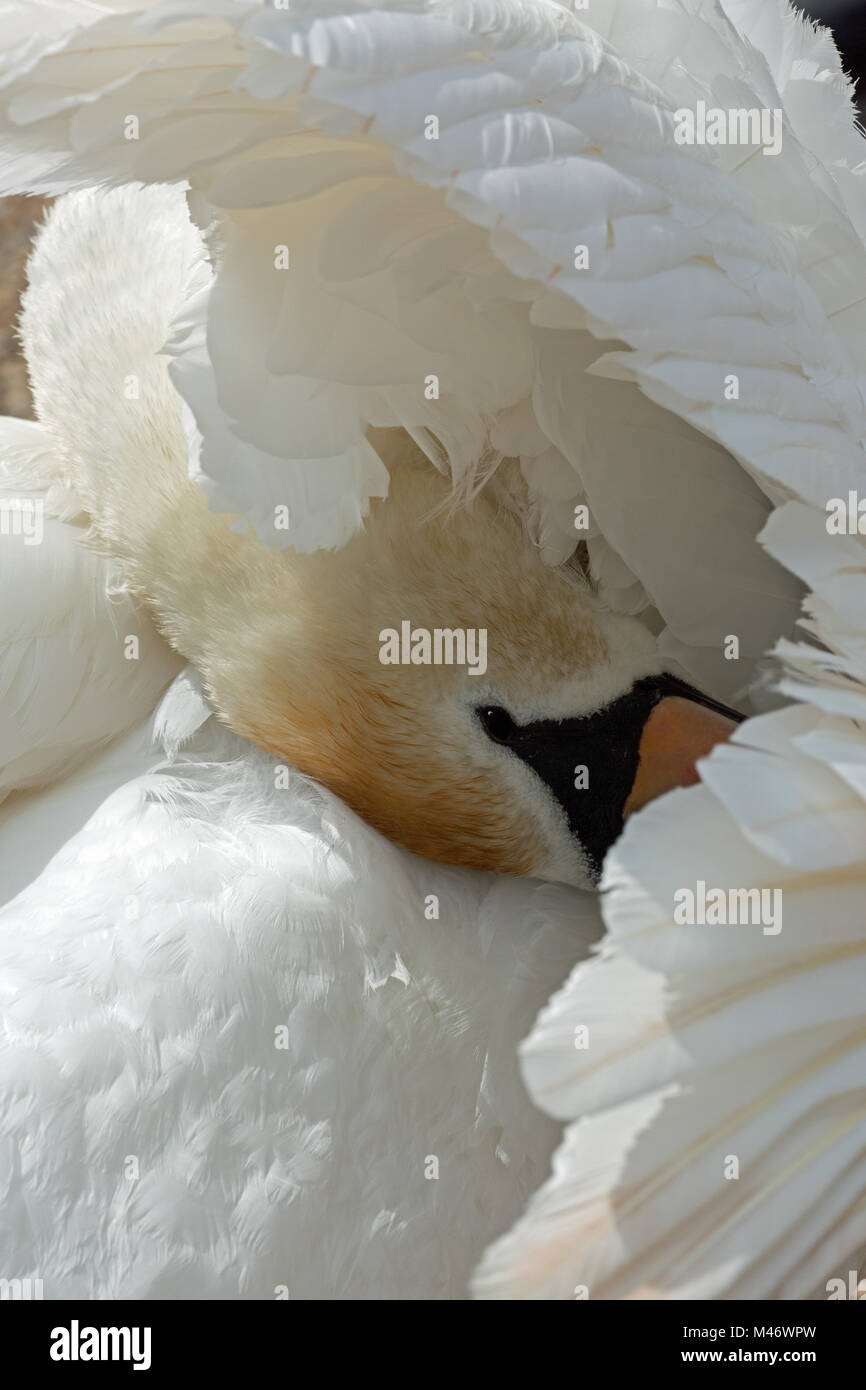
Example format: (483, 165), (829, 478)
(1, 0), (864, 1304)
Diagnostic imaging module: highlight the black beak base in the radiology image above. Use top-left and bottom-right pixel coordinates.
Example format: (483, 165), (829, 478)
(504, 674), (744, 881)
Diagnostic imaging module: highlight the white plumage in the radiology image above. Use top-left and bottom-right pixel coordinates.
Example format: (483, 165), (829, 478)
(0, 0), (808, 709)
(0, 415), (180, 804)
(476, 501), (866, 1299)
(0, 0), (864, 1299)
(0, 675), (591, 1297)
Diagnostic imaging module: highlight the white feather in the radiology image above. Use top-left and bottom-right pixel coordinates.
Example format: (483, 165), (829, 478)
(0, 676), (595, 1297)
(475, 445), (866, 1303)
(0, 415), (181, 801)
(0, 0), (853, 705)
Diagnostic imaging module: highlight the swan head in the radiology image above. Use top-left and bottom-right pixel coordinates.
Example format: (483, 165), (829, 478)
(191, 438), (739, 889)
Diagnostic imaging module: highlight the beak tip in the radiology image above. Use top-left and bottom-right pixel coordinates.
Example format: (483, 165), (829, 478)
(624, 696), (738, 817)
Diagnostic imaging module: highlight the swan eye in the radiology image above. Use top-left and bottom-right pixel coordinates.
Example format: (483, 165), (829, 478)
(478, 706), (519, 745)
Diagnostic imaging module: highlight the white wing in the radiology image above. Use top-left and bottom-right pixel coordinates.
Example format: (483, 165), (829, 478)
(3, 0), (851, 700)
(475, 499), (866, 1298)
(471, 0), (866, 1303)
(0, 414), (181, 803)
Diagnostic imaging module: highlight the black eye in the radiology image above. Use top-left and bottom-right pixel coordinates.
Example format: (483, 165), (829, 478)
(478, 706), (519, 745)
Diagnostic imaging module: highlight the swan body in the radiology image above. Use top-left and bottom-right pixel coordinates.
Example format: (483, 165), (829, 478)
(0, 672), (592, 1298)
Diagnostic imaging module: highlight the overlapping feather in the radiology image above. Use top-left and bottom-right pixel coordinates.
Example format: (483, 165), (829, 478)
(0, 670), (591, 1297)
(474, 500), (866, 1298)
(0, 415), (181, 802)
(1, 0), (845, 699)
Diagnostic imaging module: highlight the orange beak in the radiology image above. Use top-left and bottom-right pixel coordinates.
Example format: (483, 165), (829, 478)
(624, 695), (738, 817)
